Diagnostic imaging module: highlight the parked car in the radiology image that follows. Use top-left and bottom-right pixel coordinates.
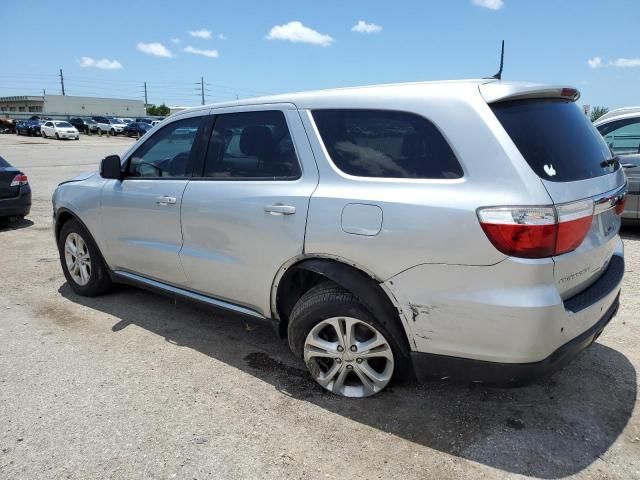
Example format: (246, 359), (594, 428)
(16, 119), (41, 136)
(69, 117), (98, 134)
(150, 120), (162, 127)
(595, 111), (640, 224)
(0, 118), (16, 134)
(52, 80), (625, 398)
(118, 118), (134, 124)
(135, 117), (153, 124)
(122, 121), (152, 137)
(92, 116), (126, 135)
(0, 155), (31, 221)
(41, 121), (80, 140)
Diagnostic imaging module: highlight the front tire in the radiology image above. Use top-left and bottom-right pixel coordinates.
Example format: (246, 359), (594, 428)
(288, 282), (403, 398)
(42, 130), (46, 138)
(55, 133), (60, 140)
(58, 219), (113, 296)
(110, 128), (116, 136)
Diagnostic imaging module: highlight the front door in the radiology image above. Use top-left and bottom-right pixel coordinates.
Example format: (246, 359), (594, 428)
(179, 106), (318, 315)
(100, 113), (209, 285)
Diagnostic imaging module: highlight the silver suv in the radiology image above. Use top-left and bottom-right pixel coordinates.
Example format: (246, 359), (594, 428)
(53, 80), (626, 398)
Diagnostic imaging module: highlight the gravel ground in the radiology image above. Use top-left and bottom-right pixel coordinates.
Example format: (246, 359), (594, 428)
(0, 133), (639, 480)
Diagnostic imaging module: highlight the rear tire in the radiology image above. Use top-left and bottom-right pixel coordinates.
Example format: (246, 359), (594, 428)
(58, 219), (113, 297)
(288, 282), (408, 398)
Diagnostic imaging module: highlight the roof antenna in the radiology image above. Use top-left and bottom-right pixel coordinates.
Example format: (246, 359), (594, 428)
(490, 40), (505, 80)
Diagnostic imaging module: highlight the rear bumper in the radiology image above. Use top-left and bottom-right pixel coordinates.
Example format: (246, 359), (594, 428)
(0, 191), (31, 217)
(385, 236), (624, 381)
(411, 292), (620, 386)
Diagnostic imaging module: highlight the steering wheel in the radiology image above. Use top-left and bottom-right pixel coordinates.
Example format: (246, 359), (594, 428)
(167, 152), (190, 176)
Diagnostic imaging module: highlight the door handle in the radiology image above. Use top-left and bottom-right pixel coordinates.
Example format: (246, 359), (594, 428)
(264, 204), (296, 215)
(156, 195), (177, 206)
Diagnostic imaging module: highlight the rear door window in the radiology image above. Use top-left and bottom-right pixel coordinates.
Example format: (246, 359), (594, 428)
(490, 99), (616, 182)
(597, 117), (640, 156)
(312, 109), (462, 179)
(202, 110), (301, 179)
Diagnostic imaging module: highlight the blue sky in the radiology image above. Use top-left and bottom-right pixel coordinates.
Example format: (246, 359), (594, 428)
(1, 0), (639, 109)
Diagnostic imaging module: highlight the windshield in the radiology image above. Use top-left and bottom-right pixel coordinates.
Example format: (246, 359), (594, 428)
(55, 122), (73, 128)
(491, 99), (616, 182)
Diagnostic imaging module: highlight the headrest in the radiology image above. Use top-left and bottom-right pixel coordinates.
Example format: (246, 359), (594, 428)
(240, 125), (274, 157)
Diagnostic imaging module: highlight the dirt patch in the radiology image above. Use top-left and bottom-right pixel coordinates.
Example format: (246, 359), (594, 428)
(35, 303), (85, 327)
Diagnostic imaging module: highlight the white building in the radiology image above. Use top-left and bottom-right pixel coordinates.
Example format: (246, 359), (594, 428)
(0, 95), (145, 117)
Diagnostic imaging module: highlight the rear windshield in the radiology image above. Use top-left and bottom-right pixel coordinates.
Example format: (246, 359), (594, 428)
(0, 156), (9, 168)
(491, 99), (616, 182)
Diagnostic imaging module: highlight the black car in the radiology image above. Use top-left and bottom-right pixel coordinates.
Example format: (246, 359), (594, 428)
(123, 121), (152, 137)
(69, 117), (98, 134)
(135, 117), (153, 124)
(0, 155), (31, 221)
(16, 119), (41, 136)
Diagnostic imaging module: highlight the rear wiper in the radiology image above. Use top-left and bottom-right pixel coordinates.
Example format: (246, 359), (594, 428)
(600, 157), (619, 168)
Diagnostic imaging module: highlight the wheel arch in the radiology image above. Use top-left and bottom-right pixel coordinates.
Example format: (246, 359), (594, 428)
(272, 255), (413, 355)
(55, 207), (112, 276)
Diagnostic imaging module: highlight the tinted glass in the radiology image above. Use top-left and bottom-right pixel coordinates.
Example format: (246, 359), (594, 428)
(597, 118), (640, 156)
(491, 99), (615, 182)
(0, 156), (9, 168)
(55, 122), (72, 128)
(312, 109), (462, 179)
(127, 116), (205, 178)
(203, 110), (301, 179)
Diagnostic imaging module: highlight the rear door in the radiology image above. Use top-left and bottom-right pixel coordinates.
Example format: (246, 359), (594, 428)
(100, 113), (209, 285)
(178, 105), (318, 315)
(489, 97), (626, 298)
(619, 156), (640, 220)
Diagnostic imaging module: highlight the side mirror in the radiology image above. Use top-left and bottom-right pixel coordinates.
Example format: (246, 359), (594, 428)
(100, 154), (123, 180)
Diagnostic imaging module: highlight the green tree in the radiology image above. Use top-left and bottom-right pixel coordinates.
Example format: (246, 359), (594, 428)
(156, 103), (170, 116)
(145, 104), (169, 116)
(590, 106), (609, 122)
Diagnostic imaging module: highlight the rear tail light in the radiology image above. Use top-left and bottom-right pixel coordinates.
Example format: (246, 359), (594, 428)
(10, 174), (28, 187)
(478, 199), (594, 258)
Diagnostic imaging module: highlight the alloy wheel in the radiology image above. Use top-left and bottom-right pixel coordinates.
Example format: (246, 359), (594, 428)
(304, 317), (394, 397)
(64, 232), (92, 286)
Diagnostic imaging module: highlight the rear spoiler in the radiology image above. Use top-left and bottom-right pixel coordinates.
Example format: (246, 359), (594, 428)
(480, 82), (580, 104)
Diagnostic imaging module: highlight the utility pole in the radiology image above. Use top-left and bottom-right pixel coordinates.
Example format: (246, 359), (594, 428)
(144, 81), (148, 109)
(43, 89), (46, 97)
(200, 77), (205, 105)
(59, 69), (66, 96)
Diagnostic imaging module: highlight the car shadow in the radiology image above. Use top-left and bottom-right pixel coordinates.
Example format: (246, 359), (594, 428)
(621, 224), (640, 240)
(0, 217), (34, 232)
(58, 283), (636, 479)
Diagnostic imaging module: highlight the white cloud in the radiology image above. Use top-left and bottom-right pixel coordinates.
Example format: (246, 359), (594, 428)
(78, 56), (123, 70)
(351, 20), (382, 34)
(137, 42), (173, 58)
(587, 56), (602, 69)
(183, 46), (219, 58)
(611, 57), (640, 68)
(472, 0), (504, 10)
(171, 38), (181, 44)
(217, 33), (228, 40)
(266, 21), (333, 47)
(189, 29), (212, 39)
